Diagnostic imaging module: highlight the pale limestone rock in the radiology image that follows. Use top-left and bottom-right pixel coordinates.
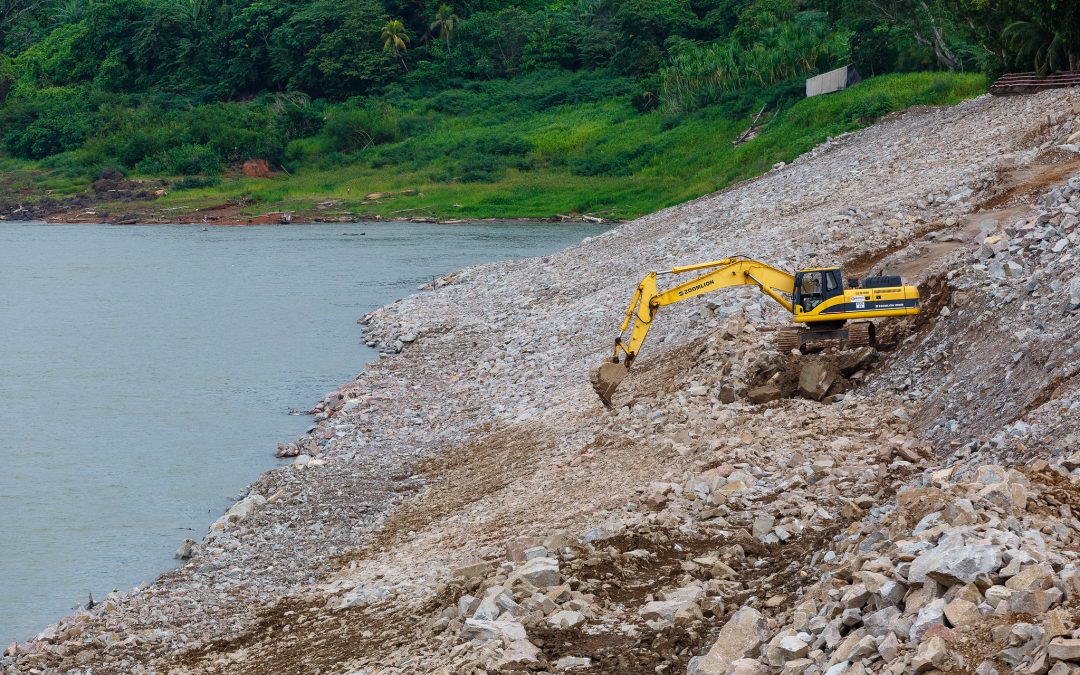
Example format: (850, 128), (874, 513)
(692, 607), (767, 673)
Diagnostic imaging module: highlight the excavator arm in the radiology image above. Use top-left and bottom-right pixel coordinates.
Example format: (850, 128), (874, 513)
(592, 257), (795, 406)
(611, 257), (795, 365)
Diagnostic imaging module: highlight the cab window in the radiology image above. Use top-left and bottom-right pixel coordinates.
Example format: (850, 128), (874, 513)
(800, 274), (821, 294)
(797, 272), (825, 312)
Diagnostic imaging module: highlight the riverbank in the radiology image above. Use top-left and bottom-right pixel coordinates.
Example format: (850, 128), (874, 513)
(0, 184), (614, 226)
(0, 73), (987, 228)
(7, 89), (1080, 673)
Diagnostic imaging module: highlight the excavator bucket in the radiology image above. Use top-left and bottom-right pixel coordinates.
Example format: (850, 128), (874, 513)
(591, 361), (628, 407)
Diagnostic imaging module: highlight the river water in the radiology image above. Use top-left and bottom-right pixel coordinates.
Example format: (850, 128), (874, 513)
(0, 220), (605, 644)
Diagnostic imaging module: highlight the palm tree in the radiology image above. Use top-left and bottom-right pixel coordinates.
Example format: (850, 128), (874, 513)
(382, 19), (410, 72)
(1003, 21), (1067, 76)
(430, 5), (459, 55)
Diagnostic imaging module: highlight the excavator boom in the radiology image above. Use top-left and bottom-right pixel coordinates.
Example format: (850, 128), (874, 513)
(592, 257), (794, 406)
(610, 257), (794, 365)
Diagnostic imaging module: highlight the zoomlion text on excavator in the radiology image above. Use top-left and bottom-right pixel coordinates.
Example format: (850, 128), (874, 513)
(592, 256), (920, 406)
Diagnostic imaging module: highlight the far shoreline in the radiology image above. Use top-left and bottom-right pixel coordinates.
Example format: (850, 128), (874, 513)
(1, 191), (619, 228)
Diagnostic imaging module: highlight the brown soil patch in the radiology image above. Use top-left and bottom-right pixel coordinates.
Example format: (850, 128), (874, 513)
(1009, 376), (1070, 429)
(870, 270), (950, 354)
(169, 595), (431, 675)
(339, 423), (545, 561)
(846, 151), (1080, 287)
(580, 531), (723, 606)
(603, 336), (711, 409)
(1022, 465), (1080, 516)
(913, 272), (952, 330)
(532, 507), (879, 674)
(979, 159), (1080, 211)
(842, 212), (974, 282)
(532, 623), (699, 673)
(242, 159), (274, 178)
(949, 613), (1034, 674)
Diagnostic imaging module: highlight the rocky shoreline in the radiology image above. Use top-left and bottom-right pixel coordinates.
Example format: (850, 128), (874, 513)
(0, 180), (615, 227)
(5, 89), (1080, 674)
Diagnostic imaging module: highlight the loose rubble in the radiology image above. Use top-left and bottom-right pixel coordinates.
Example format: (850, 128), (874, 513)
(6, 90), (1080, 675)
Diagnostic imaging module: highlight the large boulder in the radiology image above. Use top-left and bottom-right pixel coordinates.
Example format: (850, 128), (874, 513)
(687, 607), (767, 674)
(547, 610), (586, 629)
(212, 493), (266, 529)
(460, 619), (527, 642)
(510, 557), (560, 587)
(747, 384), (784, 404)
(908, 532), (1002, 586)
(1048, 638), (1080, 662)
(1069, 277), (1080, 309)
(836, 347), (876, 375)
(639, 600), (693, 622)
(495, 639), (543, 669)
(473, 586), (524, 620)
(174, 538), (196, 560)
(798, 361), (839, 401)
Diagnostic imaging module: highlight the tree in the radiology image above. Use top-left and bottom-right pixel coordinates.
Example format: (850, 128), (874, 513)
(430, 4), (458, 54)
(613, 0), (695, 74)
(1003, 20), (1067, 75)
(277, 0), (391, 97)
(0, 53), (12, 101)
(1012, 0), (1080, 71)
(382, 18), (409, 72)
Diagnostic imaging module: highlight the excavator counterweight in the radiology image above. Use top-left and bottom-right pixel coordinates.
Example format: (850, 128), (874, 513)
(593, 256), (919, 406)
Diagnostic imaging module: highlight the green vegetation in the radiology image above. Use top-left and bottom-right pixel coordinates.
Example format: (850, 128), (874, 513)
(0, 0), (1073, 219)
(141, 71), (984, 220)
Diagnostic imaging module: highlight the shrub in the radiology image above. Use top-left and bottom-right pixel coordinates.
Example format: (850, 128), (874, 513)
(1, 88), (95, 159)
(400, 113), (437, 137)
(425, 89), (478, 115)
(268, 93), (326, 140)
(471, 133), (531, 156)
(566, 144), (656, 176)
(111, 127), (176, 168)
(324, 102), (401, 152)
(135, 143), (221, 175)
(845, 93), (891, 123)
(172, 175), (222, 190)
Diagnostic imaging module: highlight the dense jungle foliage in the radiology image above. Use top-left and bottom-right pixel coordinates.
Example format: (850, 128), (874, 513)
(0, 0), (1077, 217)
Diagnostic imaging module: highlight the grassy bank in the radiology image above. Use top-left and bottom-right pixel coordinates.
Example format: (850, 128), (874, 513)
(3, 72), (987, 221)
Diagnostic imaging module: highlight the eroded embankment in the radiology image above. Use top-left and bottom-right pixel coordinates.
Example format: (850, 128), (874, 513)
(6, 90), (1080, 675)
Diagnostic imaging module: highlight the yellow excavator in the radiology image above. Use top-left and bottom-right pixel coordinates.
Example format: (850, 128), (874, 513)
(592, 256), (920, 405)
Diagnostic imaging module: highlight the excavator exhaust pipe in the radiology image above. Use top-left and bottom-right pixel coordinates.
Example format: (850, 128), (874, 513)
(591, 361), (628, 408)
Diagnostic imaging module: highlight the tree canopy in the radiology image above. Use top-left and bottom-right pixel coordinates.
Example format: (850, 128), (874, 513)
(0, 0), (1075, 169)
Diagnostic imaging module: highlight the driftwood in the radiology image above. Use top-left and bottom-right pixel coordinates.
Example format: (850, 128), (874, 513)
(733, 104), (768, 146)
(557, 214), (604, 223)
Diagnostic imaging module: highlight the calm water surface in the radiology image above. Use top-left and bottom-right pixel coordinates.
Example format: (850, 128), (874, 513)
(0, 220), (605, 644)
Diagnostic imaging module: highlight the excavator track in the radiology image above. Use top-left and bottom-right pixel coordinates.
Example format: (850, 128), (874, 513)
(846, 322), (876, 348)
(775, 322), (876, 353)
(775, 328), (803, 354)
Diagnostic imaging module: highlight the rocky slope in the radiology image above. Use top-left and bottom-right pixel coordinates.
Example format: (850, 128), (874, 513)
(5, 89), (1080, 675)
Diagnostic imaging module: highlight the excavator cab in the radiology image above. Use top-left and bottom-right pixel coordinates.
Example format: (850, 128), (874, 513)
(793, 268), (844, 313)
